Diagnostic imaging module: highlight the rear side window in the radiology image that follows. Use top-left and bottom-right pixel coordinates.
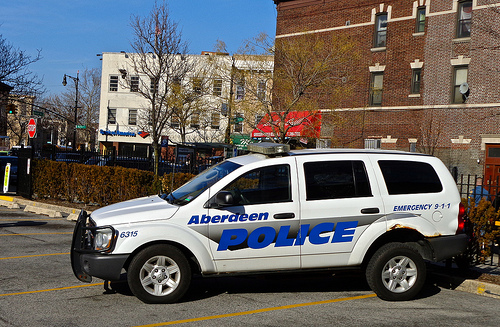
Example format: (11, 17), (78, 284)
(304, 161), (372, 200)
(378, 160), (442, 194)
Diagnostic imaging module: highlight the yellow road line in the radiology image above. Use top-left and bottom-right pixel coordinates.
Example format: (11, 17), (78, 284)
(0, 252), (70, 260)
(135, 293), (377, 327)
(0, 232), (72, 236)
(0, 282), (104, 297)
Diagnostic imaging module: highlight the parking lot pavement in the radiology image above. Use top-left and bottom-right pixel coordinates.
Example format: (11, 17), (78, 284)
(1, 194), (499, 300)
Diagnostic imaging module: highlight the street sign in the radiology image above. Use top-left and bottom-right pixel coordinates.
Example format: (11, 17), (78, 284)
(27, 118), (37, 138)
(76, 125), (86, 129)
(33, 110), (44, 117)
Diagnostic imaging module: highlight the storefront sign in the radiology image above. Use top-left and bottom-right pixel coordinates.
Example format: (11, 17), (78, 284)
(100, 129), (136, 137)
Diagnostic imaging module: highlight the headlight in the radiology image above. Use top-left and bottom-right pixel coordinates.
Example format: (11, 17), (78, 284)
(94, 228), (114, 251)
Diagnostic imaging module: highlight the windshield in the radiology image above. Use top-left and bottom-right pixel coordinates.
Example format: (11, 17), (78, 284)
(163, 160), (241, 205)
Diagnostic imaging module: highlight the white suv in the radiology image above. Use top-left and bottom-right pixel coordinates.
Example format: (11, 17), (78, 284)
(71, 143), (467, 303)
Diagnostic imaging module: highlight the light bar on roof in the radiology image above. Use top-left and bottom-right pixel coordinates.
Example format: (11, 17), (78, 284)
(247, 142), (290, 155)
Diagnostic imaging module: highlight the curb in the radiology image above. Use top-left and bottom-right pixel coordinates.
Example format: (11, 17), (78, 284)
(0, 195), (88, 221)
(431, 272), (500, 299)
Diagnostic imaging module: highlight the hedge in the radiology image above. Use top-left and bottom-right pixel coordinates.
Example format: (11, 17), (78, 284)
(32, 159), (195, 206)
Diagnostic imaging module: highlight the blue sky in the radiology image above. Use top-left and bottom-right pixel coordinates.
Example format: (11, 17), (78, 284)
(0, 0), (277, 96)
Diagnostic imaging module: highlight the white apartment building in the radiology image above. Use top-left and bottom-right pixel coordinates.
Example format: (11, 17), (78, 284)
(98, 51), (274, 157)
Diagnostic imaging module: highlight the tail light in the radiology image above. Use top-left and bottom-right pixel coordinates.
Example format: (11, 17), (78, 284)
(456, 202), (465, 234)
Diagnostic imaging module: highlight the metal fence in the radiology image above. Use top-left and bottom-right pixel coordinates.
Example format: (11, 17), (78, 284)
(456, 174), (500, 267)
(38, 147), (224, 175)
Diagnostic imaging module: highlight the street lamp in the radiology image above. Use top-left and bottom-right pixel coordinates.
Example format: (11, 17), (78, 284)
(62, 71), (79, 151)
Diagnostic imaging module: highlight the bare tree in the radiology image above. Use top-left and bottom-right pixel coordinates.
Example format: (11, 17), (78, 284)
(42, 68), (101, 149)
(0, 34), (44, 95)
(214, 32), (359, 144)
(124, 1), (190, 174)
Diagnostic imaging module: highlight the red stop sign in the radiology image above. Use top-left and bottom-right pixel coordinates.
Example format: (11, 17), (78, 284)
(27, 118), (37, 138)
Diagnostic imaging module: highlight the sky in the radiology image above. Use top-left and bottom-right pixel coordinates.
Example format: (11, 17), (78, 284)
(0, 0), (277, 96)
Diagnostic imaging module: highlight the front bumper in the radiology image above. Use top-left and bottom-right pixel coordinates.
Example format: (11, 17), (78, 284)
(71, 210), (128, 282)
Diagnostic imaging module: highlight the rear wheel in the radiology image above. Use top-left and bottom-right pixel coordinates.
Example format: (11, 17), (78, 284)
(128, 244), (191, 304)
(366, 243), (426, 301)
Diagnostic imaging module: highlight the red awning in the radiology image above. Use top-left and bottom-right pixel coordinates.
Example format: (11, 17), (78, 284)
(251, 111), (322, 139)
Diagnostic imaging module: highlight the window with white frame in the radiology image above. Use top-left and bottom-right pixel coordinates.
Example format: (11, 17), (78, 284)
(150, 77), (158, 94)
(416, 6), (426, 33)
(236, 80), (245, 100)
(213, 79), (222, 96)
(452, 66), (468, 103)
(109, 75), (119, 92)
(211, 112), (220, 129)
(374, 13), (387, 48)
(369, 72), (384, 106)
(457, 1), (472, 38)
(411, 68), (422, 94)
(190, 110), (200, 128)
(257, 80), (266, 100)
(128, 109), (137, 125)
(130, 76), (139, 92)
(108, 108), (117, 125)
(364, 139), (381, 149)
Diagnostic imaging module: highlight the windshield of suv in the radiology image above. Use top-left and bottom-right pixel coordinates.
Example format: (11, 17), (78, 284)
(162, 160), (241, 205)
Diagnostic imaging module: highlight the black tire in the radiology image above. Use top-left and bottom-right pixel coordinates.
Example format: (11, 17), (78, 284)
(127, 244), (191, 304)
(366, 243), (426, 301)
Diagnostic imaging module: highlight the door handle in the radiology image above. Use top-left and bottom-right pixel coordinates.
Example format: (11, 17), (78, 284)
(274, 213), (295, 219)
(361, 207), (380, 214)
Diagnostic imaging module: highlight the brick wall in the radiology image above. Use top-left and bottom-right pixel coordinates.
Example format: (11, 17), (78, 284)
(274, 0), (500, 175)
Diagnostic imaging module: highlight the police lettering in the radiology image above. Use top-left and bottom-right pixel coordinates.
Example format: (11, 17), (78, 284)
(217, 221), (358, 251)
(188, 212), (269, 225)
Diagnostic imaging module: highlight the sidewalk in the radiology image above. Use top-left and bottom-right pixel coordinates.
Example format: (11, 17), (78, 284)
(1, 194), (499, 300)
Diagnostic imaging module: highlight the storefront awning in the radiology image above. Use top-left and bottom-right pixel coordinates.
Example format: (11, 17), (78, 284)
(251, 111), (322, 139)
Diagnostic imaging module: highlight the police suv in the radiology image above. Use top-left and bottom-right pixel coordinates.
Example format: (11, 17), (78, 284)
(71, 143), (467, 303)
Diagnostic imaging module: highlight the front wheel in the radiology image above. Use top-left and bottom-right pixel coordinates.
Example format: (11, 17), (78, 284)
(366, 243), (426, 301)
(128, 244), (191, 304)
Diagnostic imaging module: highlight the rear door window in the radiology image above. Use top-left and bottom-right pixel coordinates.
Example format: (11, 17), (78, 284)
(378, 160), (442, 194)
(303, 161), (372, 200)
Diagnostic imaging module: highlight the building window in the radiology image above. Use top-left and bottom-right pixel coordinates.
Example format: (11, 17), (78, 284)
(411, 68), (422, 94)
(457, 1), (472, 38)
(236, 80), (245, 100)
(150, 77), (158, 94)
(213, 79), (222, 96)
(255, 114), (264, 126)
(374, 13), (387, 48)
(192, 78), (202, 94)
(130, 76), (139, 92)
(234, 113), (243, 132)
(369, 72), (384, 106)
(108, 108), (117, 125)
(109, 75), (119, 92)
(211, 112), (220, 129)
(365, 139), (381, 149)
(190, 110), (200, 128)
(171, 108), (180, 128)
(128, 109), (137, 125)
(453, 66), (468, 103)
(416, 6), (426, 33)
(409, 141), (417, 153)
(257, 80), (266, 100)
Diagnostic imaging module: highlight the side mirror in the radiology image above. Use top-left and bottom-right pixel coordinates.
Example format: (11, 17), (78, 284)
(215, 191), (235, 207)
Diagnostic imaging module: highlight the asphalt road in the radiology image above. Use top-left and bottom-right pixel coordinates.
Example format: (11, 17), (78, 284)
(1, 206), (499, 327)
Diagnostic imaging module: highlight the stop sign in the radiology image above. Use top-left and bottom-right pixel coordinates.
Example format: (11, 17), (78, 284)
(27, 118), (37, 138)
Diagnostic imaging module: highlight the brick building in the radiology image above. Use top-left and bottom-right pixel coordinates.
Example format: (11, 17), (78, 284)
(273, 0), (500, 177)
